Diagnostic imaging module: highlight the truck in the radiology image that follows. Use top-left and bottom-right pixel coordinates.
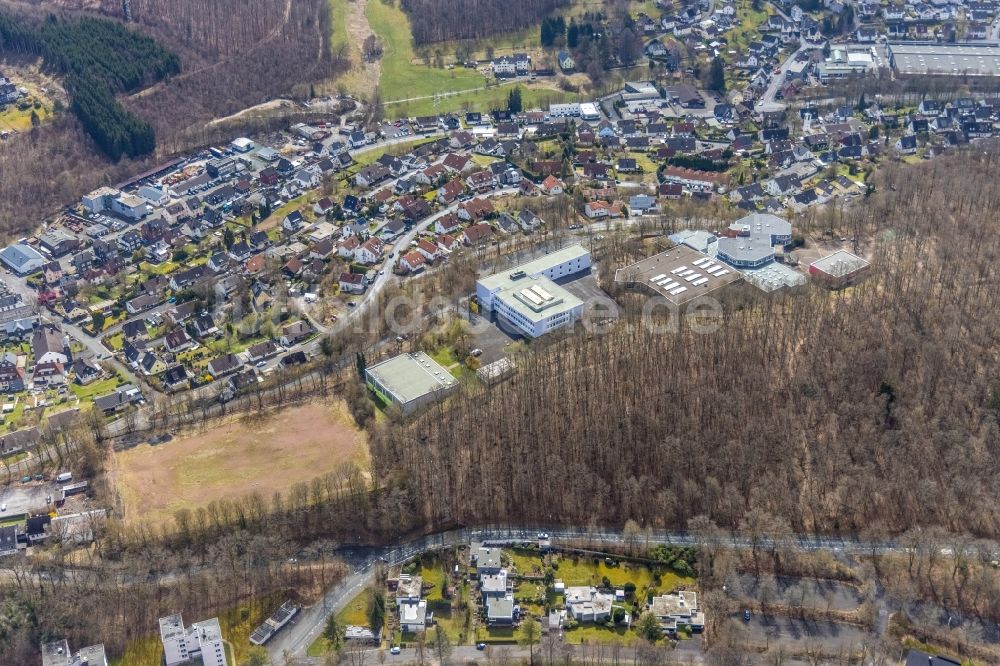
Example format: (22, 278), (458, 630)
(56, 472), (72, 483)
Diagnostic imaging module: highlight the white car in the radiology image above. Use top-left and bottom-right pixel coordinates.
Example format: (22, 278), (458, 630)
(1, 504), (6, 512)
(389, 647), (401, 655)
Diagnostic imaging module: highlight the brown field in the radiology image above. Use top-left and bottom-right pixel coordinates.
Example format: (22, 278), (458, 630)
(113, 401), (367, 527)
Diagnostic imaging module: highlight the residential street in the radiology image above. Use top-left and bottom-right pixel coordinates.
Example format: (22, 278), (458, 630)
(267, 526), (913, 664)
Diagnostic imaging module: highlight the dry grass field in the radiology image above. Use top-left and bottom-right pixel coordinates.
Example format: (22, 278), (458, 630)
(114, 401), (367, 527)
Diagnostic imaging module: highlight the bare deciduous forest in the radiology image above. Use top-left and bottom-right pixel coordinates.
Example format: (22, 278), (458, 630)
(0, 533), (346, 662)
(400, 0), (570, 44)
(370, 147), (1000, 538)
(0, 0), (345, 237)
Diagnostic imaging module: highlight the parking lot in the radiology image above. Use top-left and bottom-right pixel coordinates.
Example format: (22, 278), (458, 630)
(729, 573), (865, 612)
(0, 480), (57, 515)
(732, 613), (869, 654)
(467, 310), (521, 365)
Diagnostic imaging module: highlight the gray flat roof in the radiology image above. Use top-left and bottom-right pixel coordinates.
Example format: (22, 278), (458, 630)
(717, 236), (774, 264)
(495, 276), (583, 325)
(366, 352), (457, 405)
(889, 42), (1000, 76)
(810, 249), (870, 276)
(731, 213), (792, 239)
(478, 244), (590, 293)
(741, 262), (807, 292)
(614, 244), (742, 305)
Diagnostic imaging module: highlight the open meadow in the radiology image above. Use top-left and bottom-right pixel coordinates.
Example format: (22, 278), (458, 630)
(113, 401), (367, 527)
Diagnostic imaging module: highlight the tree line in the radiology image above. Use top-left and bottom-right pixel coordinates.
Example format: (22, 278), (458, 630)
(367, 145), (1000, 541)
(0, 12), (179, 159)
(399, 0), (569, 45)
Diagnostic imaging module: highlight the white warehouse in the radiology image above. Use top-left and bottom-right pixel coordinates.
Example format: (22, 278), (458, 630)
(476, 244), (591, 338)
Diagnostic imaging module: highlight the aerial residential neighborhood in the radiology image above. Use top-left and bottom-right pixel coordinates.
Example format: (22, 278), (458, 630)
(0, 0), (997, 664)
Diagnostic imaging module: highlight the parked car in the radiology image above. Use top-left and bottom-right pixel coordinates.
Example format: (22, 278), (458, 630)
(390, 647), (401, 655)
(477, 643), (487, 650)
(743, 609), (752, 622)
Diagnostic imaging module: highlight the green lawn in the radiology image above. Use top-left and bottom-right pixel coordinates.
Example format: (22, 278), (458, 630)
(104, 331), (124, 351)
(70, 376), (123, 403)
(329, 0), (350, 54)
(339, 589), (374, 627)
(139, 260), (180, 276)
(508, 550), (695, 597)
(550, 554), (659, 588)
(368, 0), (484, 103)
(475, 625), (517, 643)
(0, 88), (54, 133)
(725, 2), (771, 51)
(1, 399), (27, 430)
(309, 588), (380, 657)
(388, 85), (574, 119)
(563, 623), (634, 645)
(418, 559), (448, 602)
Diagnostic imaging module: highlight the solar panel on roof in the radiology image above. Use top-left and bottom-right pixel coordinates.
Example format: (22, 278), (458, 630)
(531, 284), (554, 301)
(692, 277), (709, 286)
(662, 280), (679, 290)
(520, 289), (543, 305)
(684, 273), (702, 282)
(692, 258), (710, 267)
(716, 269), (729, 275)
(671, 266), (687, 274)
(650, 273), (667, 282)
(669, 286), (688, 295)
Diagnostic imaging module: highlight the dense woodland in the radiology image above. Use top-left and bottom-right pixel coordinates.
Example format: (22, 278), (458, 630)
(0, 12), (178, 159)
(400, 0), (570, 44)
(0, 0), (343, 237)
(368, 146), (1000, 539)
(22, 0), (345, 146)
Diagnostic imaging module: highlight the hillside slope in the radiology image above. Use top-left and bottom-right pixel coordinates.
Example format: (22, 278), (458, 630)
(372, 148), (1000, 539)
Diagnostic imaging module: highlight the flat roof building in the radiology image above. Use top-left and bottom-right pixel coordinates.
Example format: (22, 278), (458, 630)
(365, 352), (458, 415)
(809, 249), (870, 288)
(889, 42), (1000, 77)
(817, 45), (877, 82)
(716, 236), (774, 269)
(476, 244), (591, 338)
(159, 614), (225, 666)
(399, 599), (429, 633)
(741, 262), (807, 292)
(727, 213), (792, 246)
(579, 102), (601, 120)
(492, 276), (584, 339)
(614, 244), (742, 305)
(42, 639), (108, 666)
(623, 81), (661, 101)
